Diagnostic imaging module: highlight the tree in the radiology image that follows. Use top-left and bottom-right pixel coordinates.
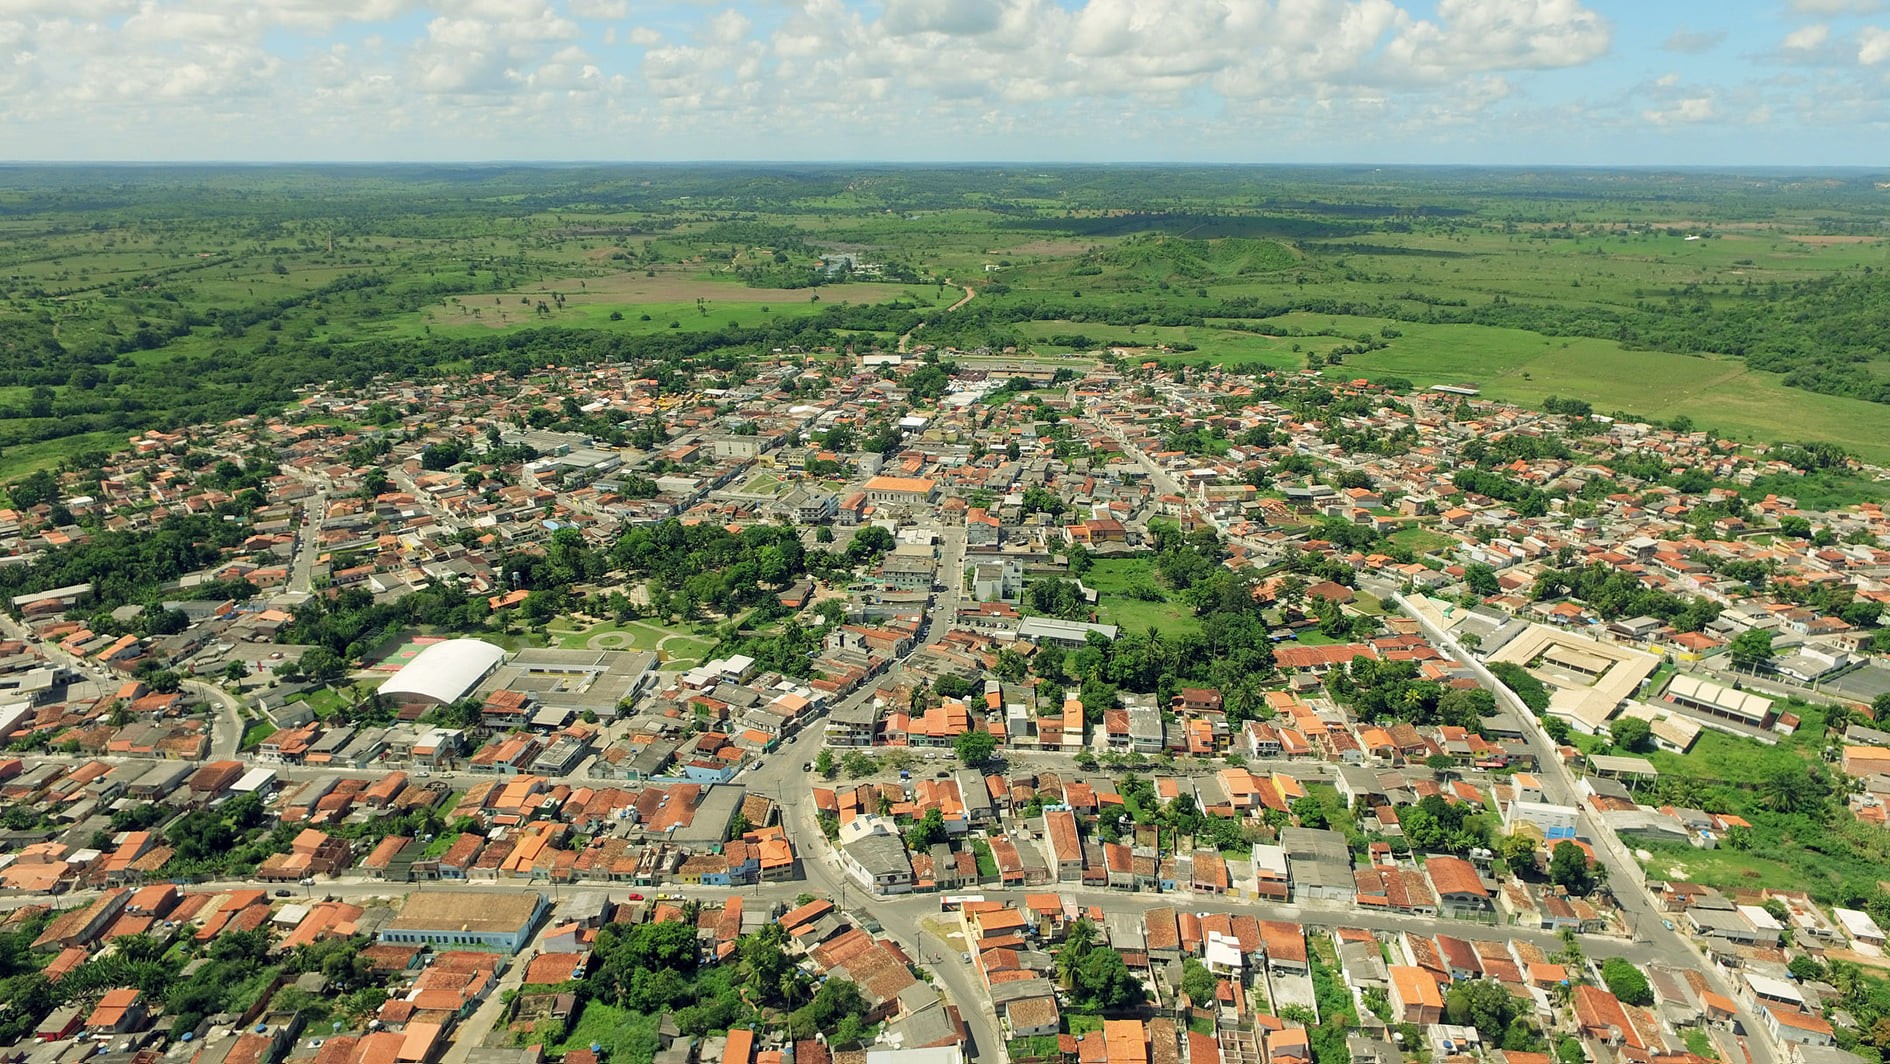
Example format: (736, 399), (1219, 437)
(1497, 833), (1539, 874)
(1730, 628), (1775, 671)
(1069, 945), (1145, 1012)
(1464, 563), (1500, 596)
(905, 808), (947, 851)
(1548, 841), (1594, 895)
(955, 728), (997, 768)
(1180, 958), (1218, 1006)
(1445, 979), (1519, 1040)
(995, 648), (1027, 683)
(1761, 764), (1828, 814)
(1608, 716), (1653, 754)
(1290, 795), (1328, 830)
(846, 525), (894, 562)
(1599, 959), (1652, 1006)
(298, 645), (348, 685)
(814, 749), (836, 778)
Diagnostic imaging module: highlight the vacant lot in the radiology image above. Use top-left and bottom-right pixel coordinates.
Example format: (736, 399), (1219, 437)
(1084, 557), (1199, 637)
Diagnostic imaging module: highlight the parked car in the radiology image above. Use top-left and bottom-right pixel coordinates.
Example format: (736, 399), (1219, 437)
(627, 893), (644, 901)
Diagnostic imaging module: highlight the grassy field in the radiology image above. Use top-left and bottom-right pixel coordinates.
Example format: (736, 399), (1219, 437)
(1387, 527), (1457, 555)
(1263, 313), (1890, 463)
(1638, 701), (1814, 785)
(553, 1002), (660, 1062)
(2, 166), (1889, 486)
(0, 431), (124, 483)
(239, 720), (277, 751)
(1639, 840), (1815, 896)
(543, 616), (718, 667)
(299, 686), (347, 719)
(1082, 557), (1199, 637)
(415, 269), (940, 338)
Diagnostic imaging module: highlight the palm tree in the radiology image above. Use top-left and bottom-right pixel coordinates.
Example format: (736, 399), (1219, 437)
(1058, 919), (1098, 987)
(777, 970), (811, 1009)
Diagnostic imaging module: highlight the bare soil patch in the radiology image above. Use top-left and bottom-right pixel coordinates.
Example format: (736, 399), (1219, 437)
(999, 239), (1093, 257)
(521, 269), (920, 304)
(1788, 235), (1882, 245)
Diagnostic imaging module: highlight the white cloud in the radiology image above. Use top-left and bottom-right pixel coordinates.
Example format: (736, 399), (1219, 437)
(1379, 0), (1609, 88)
(1784, 22), (1831, 48)
(1789, 0), (1884, 14)
(1860, 25), (1890, 61)
(567, 0), (628, 17)
(1662, 26), (1725, 53)
(0, 0), (1747, 162)
(880, 0), (1008, 37)
(1643, 95), (1716, 126)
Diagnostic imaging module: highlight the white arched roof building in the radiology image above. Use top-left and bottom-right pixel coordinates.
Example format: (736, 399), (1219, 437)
(378, 639), (508, 706)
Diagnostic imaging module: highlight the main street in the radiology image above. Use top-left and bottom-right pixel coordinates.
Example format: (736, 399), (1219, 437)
(1400, 594), (1776, 1064)
(741, 658), (1007, 1064)
(1100, 420), (1223, 537)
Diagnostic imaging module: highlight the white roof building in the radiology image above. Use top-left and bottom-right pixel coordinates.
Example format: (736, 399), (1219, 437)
(1835, 907), (1886, 944)
(378, 639), (507, 706)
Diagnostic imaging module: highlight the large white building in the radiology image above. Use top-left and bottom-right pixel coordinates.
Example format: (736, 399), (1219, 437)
(378, 639), (507, 706)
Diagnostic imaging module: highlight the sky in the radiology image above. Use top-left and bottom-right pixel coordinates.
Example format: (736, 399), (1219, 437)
(2, 0), (1888, 166)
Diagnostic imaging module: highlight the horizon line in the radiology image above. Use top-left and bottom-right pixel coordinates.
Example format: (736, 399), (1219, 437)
(0, 159), (1887, 173)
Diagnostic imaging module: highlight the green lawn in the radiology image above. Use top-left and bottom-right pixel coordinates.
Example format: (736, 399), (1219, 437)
(545, 617), (718, 664)
(1637, 841), (1809, 896)
(552, 1002), (660, 1062)
(1286, 630), (1346, 647)
(239, 720), (277, 751)
(0, 430), (124, 484)
(1082, 557), (1201, 637)
(300, 686), (346, 719)
(1648, 710), (1806, 786)
(1388, 527), (1456, 555)
(420, 832), (462, 859)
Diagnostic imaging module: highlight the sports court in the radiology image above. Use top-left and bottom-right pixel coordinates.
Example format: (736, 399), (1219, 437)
(369, 635), (447, 672)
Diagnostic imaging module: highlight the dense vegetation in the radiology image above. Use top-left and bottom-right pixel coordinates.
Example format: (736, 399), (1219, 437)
(3, 165), (1890, 490)
(580, 917), (875, 1046)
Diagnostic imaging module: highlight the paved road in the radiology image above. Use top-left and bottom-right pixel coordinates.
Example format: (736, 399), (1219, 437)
(285, 489), (326, 597)
(928, 526), (967, 647)
(183, 678), (246, 760)
(0, 613), (248, 761)
(1101, 419), (1224, 537)
(1400, 594), (1776, 1064)
(741, 675), (1007, 1064)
